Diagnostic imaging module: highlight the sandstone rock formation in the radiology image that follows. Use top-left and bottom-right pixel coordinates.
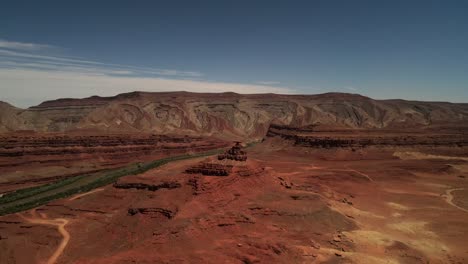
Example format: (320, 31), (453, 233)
(186, 142), (253, 176)
(113, 181), (181, 191)
(127, 207), (176, 219)
(185, 163), (233, 176)
(218, 142), (247, 161)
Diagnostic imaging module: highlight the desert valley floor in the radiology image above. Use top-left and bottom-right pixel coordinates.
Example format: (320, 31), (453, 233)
(1, 136), (468, 264)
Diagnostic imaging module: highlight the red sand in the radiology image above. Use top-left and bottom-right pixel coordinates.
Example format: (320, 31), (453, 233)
(1, 136), (468, 263)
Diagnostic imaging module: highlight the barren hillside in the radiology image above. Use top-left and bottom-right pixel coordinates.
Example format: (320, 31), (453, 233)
(1, 92), (468, 138)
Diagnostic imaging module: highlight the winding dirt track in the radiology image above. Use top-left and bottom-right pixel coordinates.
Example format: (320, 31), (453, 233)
(309, 166), (375, 182)
(443, 188), (468, 213)
(69, 188), (104, 201)
(343, 167), (374, 182)
(18, 211), (70, 264)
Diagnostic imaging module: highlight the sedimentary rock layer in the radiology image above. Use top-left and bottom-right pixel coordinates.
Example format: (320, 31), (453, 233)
(2, 92), (467, 137)
(267, 124), (468, 148)
(0, 133), (227, 168)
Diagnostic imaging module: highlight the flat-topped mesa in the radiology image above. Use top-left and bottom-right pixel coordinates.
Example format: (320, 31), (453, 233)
(218, 142), (247, 161)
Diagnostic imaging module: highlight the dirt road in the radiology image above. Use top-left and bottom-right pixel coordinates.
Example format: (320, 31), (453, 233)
(18, 211), (70, 264)
(69, 188), (104, 201)
(443, 188), (468, 213)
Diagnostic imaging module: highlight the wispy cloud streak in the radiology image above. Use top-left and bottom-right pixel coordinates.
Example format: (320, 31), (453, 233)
(0, 49), (202, 77)
(0, 39), (54, 51)
(256, 81), (280, 85)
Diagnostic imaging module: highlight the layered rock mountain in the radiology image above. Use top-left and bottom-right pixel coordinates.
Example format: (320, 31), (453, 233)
(1, 92), (467, 138)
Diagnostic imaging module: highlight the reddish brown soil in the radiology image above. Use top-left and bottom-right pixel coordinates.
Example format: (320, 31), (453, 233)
(1, 131), (468, 263)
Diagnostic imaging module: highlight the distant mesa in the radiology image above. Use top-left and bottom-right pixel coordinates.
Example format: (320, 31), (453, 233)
(1, 91), (467, 137)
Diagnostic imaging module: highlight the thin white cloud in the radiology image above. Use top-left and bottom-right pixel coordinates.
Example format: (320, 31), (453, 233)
(256, 81), (280, 85)
(0, 49), (106, 65)
(0, 47), (203, 77)
(0, 68), (296, 108)
(0, 60), (135, 76)
(0, 39), (54, 51)
(344, 86), (358, 91)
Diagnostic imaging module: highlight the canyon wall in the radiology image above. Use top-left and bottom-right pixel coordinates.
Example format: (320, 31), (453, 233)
(266, 124), (468, 148)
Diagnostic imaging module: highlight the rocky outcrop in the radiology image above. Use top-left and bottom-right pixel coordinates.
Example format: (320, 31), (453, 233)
(218, 142), (247, 161)
(113, 181), (181, 191)
(127, 207), (176, 219)
(1, 92), (467, 137)
(186, 163), (233, 176)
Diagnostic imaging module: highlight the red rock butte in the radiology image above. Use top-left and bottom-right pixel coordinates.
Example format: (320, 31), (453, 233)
(186, 142), (263, 177)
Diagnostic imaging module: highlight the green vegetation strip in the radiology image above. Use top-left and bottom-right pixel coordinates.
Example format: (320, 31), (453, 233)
(0, 148), (223, 216)
(0, 174), (91, 205)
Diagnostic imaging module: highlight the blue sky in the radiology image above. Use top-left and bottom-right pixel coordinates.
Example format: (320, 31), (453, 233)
(1, 0), (468, 107)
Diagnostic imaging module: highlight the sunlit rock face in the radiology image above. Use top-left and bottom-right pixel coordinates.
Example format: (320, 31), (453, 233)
(1, 92), (467, 138)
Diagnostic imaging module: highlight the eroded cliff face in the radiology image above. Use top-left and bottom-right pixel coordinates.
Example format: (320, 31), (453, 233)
(0, 132), (228, 192)
(266, 124), (468, 148)
(2, 92), (468, 138)
(0, 102), (23, 133)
